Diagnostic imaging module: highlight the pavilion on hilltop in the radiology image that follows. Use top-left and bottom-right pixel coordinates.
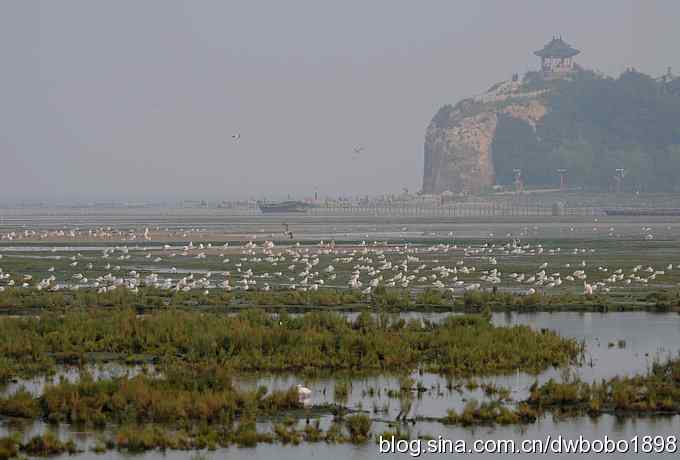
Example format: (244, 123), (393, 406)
(535, 36), (580, 77)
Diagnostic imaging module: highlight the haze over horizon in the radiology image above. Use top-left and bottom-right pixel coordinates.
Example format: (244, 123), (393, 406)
(1, 1), (678, 203)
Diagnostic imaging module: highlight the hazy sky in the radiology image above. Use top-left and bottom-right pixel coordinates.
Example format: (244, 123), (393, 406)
(1, 1), (678, 202)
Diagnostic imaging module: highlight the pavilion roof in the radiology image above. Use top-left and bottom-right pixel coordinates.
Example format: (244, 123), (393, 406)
(534, 37), (580, 58)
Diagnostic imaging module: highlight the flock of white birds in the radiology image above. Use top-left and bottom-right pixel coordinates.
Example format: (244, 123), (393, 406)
(0, 222), (675, 297)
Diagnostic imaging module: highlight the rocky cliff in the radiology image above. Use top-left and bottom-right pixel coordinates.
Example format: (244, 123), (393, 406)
(423, 80), (549, 194)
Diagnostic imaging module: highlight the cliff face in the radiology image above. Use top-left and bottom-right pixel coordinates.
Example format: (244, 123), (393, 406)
(423, 80), (548, 194)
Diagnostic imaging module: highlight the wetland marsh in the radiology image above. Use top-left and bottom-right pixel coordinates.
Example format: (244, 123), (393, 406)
(2, 211), (680, 458)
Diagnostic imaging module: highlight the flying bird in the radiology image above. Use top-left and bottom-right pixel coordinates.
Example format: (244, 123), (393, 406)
(232, 133), (241, 141)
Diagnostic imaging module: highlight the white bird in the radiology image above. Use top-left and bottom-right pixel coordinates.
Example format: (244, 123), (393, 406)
(295, 384), (312, 401)
(583, 282), (593, 296)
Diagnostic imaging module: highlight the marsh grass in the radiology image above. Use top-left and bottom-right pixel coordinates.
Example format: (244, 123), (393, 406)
(0, 284), (675, 318)
(334, 380), (351, 402)
(0, 436), (19, 460)
(444, 400), (538, 426)
(434, 355), (680, 427)
(0, 308), (582, 381)
(345, 414), (372, 443)
(0, 306), (588, 452)
(528, 357), (680, 416)
(18, 432), (78, 457)
(243, 290), (362, 307)
(0, 389), (40, 418)
(0, 364), (301, 429)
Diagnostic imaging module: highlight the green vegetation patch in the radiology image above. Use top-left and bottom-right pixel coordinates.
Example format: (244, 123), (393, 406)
(528, 357), (680, 416)
(0, 308), (582, 380)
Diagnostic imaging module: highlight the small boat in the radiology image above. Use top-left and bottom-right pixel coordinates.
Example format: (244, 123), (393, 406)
(257, 200), (310, 214)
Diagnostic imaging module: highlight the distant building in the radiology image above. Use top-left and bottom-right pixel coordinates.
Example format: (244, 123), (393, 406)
(534, 36), (580, 77)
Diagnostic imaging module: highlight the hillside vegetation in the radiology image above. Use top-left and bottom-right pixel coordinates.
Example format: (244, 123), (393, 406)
(492, 70), (680, 191)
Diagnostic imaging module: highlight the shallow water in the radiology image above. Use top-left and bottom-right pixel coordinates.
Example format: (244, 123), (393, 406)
(2, 311), (680, 458)
(0, 364), (150, 398)
(9, 416), (680, 459)
(232, 312), (679, 420)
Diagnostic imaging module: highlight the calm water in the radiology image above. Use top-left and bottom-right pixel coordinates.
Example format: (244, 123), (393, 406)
(2, 311), (680, 458)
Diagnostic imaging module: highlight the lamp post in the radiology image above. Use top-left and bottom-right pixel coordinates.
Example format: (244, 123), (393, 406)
(513, 169), (523, 194)
(557, 169), (567, 192)
(614, 168), (626, 193)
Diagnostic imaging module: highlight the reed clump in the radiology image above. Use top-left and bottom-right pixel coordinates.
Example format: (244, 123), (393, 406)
(441, 356), (680, 427)
(0, 285), (669, 316)
(372, 287), (412, 309)
(115, 425), (193, 452)
(21, 432), (79, 456)
(303, 420), (324, 442)
(273, 423), (303, 445)
(244, 289), (362, 307)
(415, 289), (454, 306)
(0, 286), (362, 311)
(334, 381), (351, 402)
(0, 286), (232, 310)
(444, 400), (537, 426)
(0, 308), (582, 379)
(459, 290), (613, 312)
(528, 358), (680, 415)
(0, 364), (301, 427)
(0, 389), (40, 418)
(345, 414), (372, 443)
(0, 436), (19, 460)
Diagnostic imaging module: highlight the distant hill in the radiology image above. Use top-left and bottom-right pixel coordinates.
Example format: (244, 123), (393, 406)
(423, 69), (680, 193)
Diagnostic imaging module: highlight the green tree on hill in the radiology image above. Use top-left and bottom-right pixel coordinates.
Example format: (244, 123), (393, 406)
(492, 70), (680, 191)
